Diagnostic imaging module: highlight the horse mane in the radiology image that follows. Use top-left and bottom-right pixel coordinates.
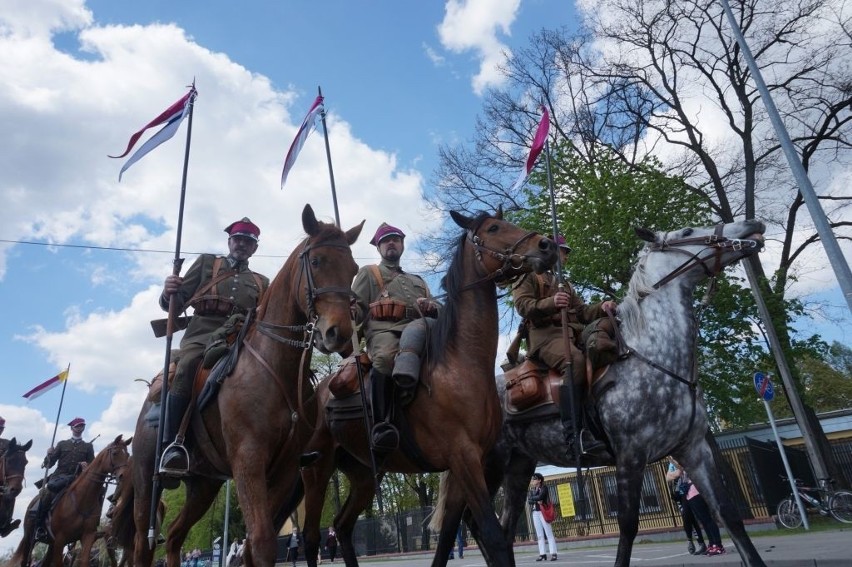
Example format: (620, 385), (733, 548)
(617, 243), (655, 336)
(428, 211), (492, 368)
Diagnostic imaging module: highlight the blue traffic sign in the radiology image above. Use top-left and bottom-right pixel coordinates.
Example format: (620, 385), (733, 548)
(754, 371), (774, 401)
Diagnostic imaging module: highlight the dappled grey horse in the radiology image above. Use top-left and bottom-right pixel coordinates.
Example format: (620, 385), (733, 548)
(430, 220), (768, 567)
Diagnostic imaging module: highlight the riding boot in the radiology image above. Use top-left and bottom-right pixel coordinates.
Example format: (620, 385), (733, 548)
(33, 491), (50, 540)
(573, 382), (606, 456)
(370, 370), (399, 454)
(159, 393), (191, 476)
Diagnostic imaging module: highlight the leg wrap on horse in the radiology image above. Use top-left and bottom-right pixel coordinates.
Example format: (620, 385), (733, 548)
(392, 319), (428, 406)
(370, 370), (399, 453)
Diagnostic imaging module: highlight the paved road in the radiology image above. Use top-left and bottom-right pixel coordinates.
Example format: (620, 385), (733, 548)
(337, 529), (848, 567)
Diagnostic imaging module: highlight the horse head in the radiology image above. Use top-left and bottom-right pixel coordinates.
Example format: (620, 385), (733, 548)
(635, 219), (765, 290)
(100, 435), (132, 484)
(1, 438), (32, 497)
(449, 207), (557, 284)
(297, 204), (364, 353)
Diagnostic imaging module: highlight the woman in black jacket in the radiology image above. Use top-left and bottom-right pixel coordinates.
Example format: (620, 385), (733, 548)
(528, 473), (558, 561)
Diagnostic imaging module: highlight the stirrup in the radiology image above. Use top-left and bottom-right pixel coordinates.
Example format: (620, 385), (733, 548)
(579, 429), (606, 455)
(159, 441), (190, 475)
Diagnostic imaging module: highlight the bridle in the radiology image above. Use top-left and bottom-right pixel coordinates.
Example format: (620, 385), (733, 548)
(255, 239), (355, 350)
(647, 224), (762, 291)
(0, 447), (25, 496)
(87, 444), (129, 485)
(458, 222), (541, 292)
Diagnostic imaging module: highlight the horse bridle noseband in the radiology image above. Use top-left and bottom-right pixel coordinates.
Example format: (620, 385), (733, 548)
(0, 448), (25, 496)
(649, 224), (762, 290)
(460, 224), (540, 291)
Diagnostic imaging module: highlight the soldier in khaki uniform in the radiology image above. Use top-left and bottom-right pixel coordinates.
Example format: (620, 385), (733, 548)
(35, 417), (95, 538)
(351, 222), (440, 454)
(158, 217), (269, 475)
(512, 237), (615, 454)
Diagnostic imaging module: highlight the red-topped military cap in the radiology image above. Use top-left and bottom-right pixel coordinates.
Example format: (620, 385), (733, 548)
(369, 222), (405, 246)
(224, 217), (260, 241)
(555, 234), (572, 252)
(68, 417), (86, 427)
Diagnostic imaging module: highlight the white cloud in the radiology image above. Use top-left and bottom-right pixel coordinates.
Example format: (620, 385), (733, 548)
(437, 0), (522, 95)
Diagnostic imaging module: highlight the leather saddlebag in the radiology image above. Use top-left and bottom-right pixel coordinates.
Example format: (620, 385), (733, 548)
(505, 359), (548, 410)
(328, 353), (372, 398)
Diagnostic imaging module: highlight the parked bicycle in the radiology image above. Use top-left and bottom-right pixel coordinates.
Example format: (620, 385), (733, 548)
(776, 477), (852, 529)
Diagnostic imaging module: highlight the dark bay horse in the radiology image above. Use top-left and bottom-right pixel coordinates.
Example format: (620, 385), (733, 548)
(431, 220), (769, 567)
(11, 435), (131, 567)
(125, 204), (363, 567)
(296, 209), (557, 567)
(0, 438), (33, 538)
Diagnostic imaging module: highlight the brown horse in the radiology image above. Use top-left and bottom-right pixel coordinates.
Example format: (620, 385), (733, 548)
(0, 438), (33, 538)
(124, 204), (363, 567)
(11, 435), (131, 567)
(296, 209), (556, 567)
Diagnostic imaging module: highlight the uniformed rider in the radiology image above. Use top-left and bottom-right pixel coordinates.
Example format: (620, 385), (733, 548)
(351, 223), (440, 455)
(512, 236), (615, 454)
(158, 217), (269, 476)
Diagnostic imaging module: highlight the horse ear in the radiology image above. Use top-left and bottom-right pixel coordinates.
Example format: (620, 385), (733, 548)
(345, 219), (366, 246)
(114, 434), (123, 444)
(302, 204), (319, 236)
(495, 205), (503, 220)
(634, 226), (657, 242)
(124, 436), (133, 446)
(450, 210), (474, 230)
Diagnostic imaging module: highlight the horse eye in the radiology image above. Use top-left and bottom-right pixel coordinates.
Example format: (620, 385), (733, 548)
(487, 224), (499, 233)
(682, 228), (693, 236)
(311, 257), (321, 267)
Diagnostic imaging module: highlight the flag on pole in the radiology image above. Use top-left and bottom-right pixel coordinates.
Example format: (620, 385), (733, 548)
(280, 95), (325, 189)
(510, 106), (551, 192)
(23, 367), (69, 400)
(109, 87), (197, 181)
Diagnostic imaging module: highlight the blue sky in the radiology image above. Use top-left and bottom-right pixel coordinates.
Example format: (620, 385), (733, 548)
(1, 0), (849, 555)
(0, 0), (585, 553)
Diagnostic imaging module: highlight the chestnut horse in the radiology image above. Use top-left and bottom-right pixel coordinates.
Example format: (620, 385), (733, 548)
(0, 438), (32, 538)
(430, 220), (769, 567)
(295, 209), (557, 567)
(124, 204), (363, 567)
(11, 435), (131, 567)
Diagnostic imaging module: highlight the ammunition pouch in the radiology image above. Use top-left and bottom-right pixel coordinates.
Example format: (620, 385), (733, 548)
(328, 353), (372, 398)
(190, 295), (236, 317)
(369, 298), (407, 322)
(505, 359), (549, 411)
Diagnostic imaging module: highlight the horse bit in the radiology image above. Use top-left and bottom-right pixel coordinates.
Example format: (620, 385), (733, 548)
(460, 224), (541, 291)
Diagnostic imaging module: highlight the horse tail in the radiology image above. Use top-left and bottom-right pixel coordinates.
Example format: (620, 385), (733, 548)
(428, 471), (451, 533)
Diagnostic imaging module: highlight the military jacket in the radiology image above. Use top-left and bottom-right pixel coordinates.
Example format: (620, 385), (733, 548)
(45, 438), (95, 477)
(160, 254), (269, 349)
(512, 271), (605, 348)
(351, 261), (436, 339)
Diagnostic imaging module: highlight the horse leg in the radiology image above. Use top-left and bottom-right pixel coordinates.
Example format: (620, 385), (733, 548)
(300, 451), (337, 567)
(613, 464), (644, 567)
(334, 458), (380, 567)
(498, 454), (537, 567)
(77, 529), (98, 567)
(429, 472), (466, 567)
(164, 478), (223, 567)
(232, 460), (280, 567)
(449, 455), (510, 567)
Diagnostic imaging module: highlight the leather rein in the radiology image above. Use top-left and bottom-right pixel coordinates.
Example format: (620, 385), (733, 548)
(246, 238), (355, 434)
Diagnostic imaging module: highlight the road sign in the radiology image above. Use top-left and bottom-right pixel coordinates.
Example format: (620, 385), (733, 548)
(754, 371), (774, 401)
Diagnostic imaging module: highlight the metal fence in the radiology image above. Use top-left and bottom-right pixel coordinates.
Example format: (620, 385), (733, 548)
(277, 436), (852, 556)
